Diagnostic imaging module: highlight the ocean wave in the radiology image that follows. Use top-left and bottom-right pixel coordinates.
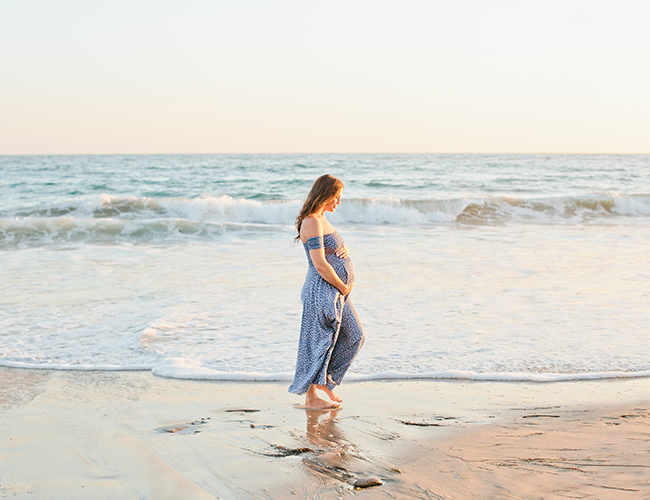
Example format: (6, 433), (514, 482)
(21, 192), (650, 223)
(455, 192), (650, 225)
(14, 194), (302, 223)
(0, 217), (237, 246)
(2, 192), (649, 246)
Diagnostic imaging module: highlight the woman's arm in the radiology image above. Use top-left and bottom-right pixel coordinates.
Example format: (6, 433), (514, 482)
(302, 217), (353, 296)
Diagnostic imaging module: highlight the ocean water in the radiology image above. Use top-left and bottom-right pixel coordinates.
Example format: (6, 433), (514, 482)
(1, 154), (649, 383)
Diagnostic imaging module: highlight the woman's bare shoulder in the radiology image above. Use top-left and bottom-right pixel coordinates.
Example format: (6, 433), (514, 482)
(300, 216), (324, 241)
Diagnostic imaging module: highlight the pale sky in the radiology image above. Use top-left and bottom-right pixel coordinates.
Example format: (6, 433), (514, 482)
(1, 0), (649, 154)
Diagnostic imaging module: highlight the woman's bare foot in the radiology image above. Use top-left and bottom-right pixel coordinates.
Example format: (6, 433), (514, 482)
(304, 385), (341, 409)
(314, 384), (342, 403)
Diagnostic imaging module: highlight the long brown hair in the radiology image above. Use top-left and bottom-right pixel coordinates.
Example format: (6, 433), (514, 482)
(295, 174), (344, 241)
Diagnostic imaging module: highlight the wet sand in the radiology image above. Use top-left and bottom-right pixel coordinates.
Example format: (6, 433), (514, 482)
(1, 368), (649, 499)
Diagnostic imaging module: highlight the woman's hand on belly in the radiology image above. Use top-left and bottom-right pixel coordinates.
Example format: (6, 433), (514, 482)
(335, 244), (349, 259)
(339, 282), (354, 297)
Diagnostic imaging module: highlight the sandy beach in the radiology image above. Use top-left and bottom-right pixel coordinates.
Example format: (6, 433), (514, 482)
(1, 368), (649, 499)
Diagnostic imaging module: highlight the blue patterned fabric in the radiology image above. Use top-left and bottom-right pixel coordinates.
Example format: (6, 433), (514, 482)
(305, 235), (324, 251)
(289, 232), (365, 395)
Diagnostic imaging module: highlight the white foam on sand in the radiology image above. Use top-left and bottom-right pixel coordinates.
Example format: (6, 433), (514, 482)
(4, 356), (650, 384)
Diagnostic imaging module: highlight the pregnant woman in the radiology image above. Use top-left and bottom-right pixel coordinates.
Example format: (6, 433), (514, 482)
(289, 174), (365, 409)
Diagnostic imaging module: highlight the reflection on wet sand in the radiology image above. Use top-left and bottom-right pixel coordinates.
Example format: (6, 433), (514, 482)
(305, 409), (345, 448)
(301, 409), (383, 490)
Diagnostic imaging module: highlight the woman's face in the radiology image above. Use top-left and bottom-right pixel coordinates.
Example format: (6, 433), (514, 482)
(322, 189), (343, 213)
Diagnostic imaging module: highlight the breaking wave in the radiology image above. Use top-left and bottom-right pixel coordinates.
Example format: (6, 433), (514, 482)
(2, 192), (649, 246)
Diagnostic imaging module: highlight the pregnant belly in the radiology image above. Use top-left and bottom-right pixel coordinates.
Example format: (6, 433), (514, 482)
(329, 256), (355, 285)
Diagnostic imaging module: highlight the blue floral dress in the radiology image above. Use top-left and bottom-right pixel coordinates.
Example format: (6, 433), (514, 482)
(289, 232), (365, 395)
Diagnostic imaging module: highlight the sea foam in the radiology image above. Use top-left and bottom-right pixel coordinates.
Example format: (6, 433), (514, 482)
(3, 357), (650, 383)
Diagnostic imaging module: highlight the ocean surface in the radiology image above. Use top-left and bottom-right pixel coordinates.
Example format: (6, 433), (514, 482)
(1, 154), (649, 383)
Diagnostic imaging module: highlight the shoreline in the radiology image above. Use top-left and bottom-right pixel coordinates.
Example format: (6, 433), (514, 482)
(1, 368), (649, 499)
(4, 362), (650, 384)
